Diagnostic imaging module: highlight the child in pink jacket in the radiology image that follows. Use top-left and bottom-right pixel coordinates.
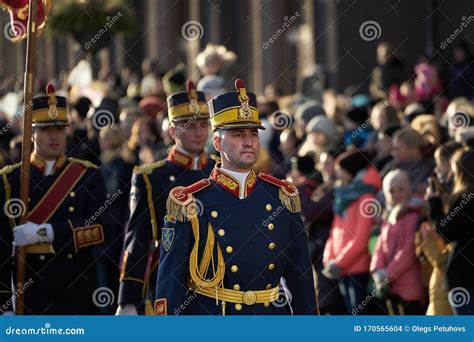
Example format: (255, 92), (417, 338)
(323, 150), (382, 314)
(371, 169), (426, 314)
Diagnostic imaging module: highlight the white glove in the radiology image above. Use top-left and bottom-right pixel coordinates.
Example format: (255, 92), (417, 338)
(13, 222), (54, 247)
(1, 311), (15, 316)
(115, 304), (138, 316)
(372, 268), (389, 287)
(322, 260), (342, 280)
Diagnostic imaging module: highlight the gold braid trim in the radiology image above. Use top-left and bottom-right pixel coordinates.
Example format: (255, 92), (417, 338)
(188, 217), (225, 289)
(142, 174), (158, 241)
(279, 187), (302, 213)
(1, 172), (15, 230)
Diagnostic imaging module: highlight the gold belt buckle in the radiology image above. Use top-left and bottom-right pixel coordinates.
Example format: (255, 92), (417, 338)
(242, 291), (257, 305)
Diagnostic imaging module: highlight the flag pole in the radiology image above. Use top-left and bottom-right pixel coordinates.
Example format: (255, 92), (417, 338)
(15, 0), (39, 315)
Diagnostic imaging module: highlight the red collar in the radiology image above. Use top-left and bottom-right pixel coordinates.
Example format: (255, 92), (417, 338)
(30, 153), (67, 174)
(210, 166), (257, 198)
(167, 146), (208, 170)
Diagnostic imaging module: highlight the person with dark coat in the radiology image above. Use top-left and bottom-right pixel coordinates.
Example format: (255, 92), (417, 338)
(117, 81), (214, 315)
(0, 85), (110, 315)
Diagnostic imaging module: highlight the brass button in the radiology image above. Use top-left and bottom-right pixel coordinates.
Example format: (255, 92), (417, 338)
(169, 175), (176, 181)
(235, 303), (242, 311)
(268, 263), (275, 271)
(264, 301), (270, 307)
(211, 210), (218, 218)
(69, 192), (75, 197)
(226, 246), (233, 254)
(265, 204), (272, 211)
(266, 284), (272, 290)
(233, 284), (241, 291)
(68, 206), (75, 213)
(267, 223), (275, 231)
(231, 265), (239, 273)
(218, 229), (225, 237)
(67, 253), (73, 260)
(39, 255), (45, 261)
(242, 291), (257, 305)
(268, 242), (276, 250)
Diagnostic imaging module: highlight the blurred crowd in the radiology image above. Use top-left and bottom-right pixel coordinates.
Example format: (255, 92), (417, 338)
(1, 40), (473, 315)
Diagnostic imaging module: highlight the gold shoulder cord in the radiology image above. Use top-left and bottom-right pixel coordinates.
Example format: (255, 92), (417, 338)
(187, 209), (226, 314)
(2, 173), (15, 230)
(142, 173), (158, 241)
(142, 173), (159, 315)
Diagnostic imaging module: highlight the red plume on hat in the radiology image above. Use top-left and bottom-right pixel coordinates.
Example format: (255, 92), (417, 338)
(235, 79), (248, 102)
(186, 80), (197, 101)
(46, 83), (57, 106)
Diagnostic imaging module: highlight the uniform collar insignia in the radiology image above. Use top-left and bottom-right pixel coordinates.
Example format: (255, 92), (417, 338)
(211, 166), (257, 198)
(167, 146), (208, 170)
(30, 153), (67, 173)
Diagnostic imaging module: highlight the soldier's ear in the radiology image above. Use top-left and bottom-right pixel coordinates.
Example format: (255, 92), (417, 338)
(213, 131), (222, 152)
(168, 123), (177, 139)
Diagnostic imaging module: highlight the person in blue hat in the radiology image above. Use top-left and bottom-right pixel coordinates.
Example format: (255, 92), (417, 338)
(155, 79), (317, 315)
(117, 81), (215, 315)
(0, 84), (111, 315)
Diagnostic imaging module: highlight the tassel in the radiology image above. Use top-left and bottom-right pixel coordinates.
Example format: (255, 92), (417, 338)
(166, 196), (190, 222)
(279, 188), (301, 213)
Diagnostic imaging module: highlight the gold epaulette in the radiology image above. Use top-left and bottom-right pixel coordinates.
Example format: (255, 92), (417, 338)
(210, 154), (221, 163)
(166, 179), (210, 222)
(133, 160), (166, 175)
(68, 157), (99, 169)
(0, 162), (21, 176)
(258, 173), (301, 213)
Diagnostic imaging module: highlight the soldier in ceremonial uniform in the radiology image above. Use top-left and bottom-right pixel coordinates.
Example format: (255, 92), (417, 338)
(0, 85), (109, 315)
(116, 81), (215, 315)
(155, 80), (316, 315)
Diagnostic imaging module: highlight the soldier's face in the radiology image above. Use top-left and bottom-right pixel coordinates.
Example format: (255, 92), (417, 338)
(170, 119), (210, 155)
(214, 128), (260, 172)
(33, 126), (67, 160)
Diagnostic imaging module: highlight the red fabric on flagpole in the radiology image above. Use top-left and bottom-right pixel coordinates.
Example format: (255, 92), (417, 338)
(0, 0), (50, 42)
